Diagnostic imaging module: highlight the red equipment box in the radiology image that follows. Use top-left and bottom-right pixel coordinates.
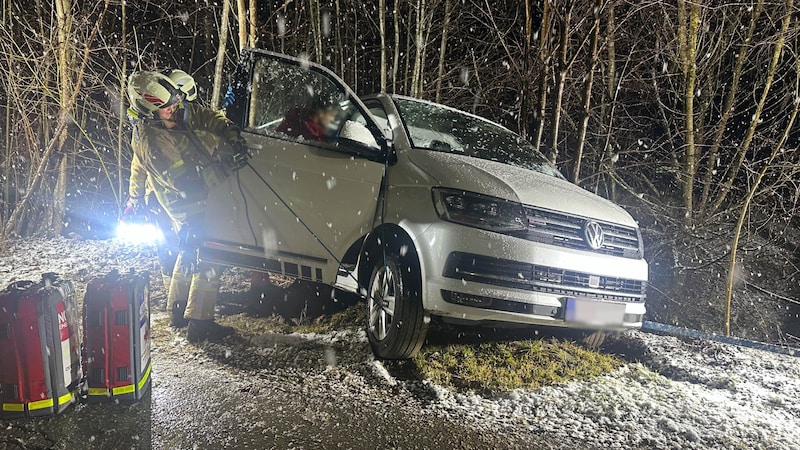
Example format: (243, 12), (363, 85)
(0, 273), (82, 419)
(83, 270), (151, 403)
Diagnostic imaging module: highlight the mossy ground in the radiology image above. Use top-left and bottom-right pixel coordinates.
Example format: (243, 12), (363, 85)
(412, 338), (622, 393)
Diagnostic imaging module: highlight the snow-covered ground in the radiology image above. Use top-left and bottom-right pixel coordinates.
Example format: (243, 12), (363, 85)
(1, 237), (798, 450)
(425, 331), (800, 449)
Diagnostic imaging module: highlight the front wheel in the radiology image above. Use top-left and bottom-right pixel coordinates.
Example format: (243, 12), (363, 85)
(365, 248), (428, 359)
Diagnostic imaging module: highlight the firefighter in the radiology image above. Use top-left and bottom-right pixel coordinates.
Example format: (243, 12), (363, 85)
(125, 69), (197, 294)
(126, 70), (250, 342)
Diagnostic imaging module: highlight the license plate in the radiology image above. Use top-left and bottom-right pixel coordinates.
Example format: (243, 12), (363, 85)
(564, 297), (626, 327)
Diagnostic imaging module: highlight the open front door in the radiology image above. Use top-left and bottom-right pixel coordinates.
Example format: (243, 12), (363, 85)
(202, 50), (387, 284)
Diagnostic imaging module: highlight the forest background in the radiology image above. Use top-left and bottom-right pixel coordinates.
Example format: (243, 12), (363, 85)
(1, 0), (799, 344)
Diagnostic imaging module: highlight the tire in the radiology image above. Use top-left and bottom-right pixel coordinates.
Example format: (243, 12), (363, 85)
(365, 242), (428, 359)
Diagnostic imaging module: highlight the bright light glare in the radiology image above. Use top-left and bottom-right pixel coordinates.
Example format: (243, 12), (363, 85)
(116, 221), (164, 245)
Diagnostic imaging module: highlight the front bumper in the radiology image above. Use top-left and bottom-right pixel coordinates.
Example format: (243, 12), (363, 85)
(412, 222), (648, 329)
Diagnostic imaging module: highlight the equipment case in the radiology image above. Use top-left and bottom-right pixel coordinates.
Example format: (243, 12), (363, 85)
(0, 273), (82, 419)
(83, 270), (151, 403)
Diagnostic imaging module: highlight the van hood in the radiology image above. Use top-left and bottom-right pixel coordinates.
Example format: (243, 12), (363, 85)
(405, 150), (638, 228)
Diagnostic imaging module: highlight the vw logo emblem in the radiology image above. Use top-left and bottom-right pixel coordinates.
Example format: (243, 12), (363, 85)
(583, 221), (605, 250)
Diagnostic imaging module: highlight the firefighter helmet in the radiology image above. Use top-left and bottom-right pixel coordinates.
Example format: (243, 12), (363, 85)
(127, 71), (182, 116)
(167, 69), (197, 102)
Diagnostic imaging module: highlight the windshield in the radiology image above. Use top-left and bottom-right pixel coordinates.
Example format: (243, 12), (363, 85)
(394, 98), (564, 179)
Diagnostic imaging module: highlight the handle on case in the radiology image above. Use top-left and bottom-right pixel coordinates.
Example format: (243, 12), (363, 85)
(41, 272), (60, 287)
(3, 280), (33, 317)
(8, 280), (35, 291)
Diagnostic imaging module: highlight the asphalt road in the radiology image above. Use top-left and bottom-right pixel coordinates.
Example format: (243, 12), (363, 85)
(0, 309), (554, 450)
(148, 310), (548, 450)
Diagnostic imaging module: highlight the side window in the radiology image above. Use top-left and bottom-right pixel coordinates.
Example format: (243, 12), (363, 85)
(352, 103), (390, 137)
(247, 57), (348, 143)
(344, 102), (391, 149)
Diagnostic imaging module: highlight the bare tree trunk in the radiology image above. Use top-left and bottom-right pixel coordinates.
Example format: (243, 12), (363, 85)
(678, 0), (701, 224)
(2, 65), (10, 236)
(212, 0), (232, 109)
(52, 0), (74, 236)
(572, 0), (602, 183)
(392, 0), (401, 93)
(309, 0), (323, 61)
(278, 10), (286, 54)
(548, 1), (571, 164)
(308, 0), (317, 58)
(419, 8), (432, 97)
(519, 0), (532, 138)
(469, 49), (483, 114)
(411, 0), (427, 97)
(52, 154), (68, 232)
(434, 0), (451, 102)
(403, 4), (412, 94)
(596, 1), (617, 199)
(117, 0), (126, 204)
(248, 0), (256, 47)
(336, 0), (344, 76)
(237, 0), (247, 51)
(533, 0), (552, 151)
(2, 0), (12, 242)
(316, 0), (323, 60)
(353, 14), (358, 92)
(379, 0), (387, 92)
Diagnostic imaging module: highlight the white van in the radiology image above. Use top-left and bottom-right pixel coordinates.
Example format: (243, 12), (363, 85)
(201, 50), (648, 359)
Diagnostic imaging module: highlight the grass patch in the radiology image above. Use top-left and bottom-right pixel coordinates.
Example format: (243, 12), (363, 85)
(413, 338), (622, 393)
(294, 303), (367, 334)
(218, 303), (367, 336)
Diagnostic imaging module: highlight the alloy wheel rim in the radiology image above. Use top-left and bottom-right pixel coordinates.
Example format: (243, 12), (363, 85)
(368, 265), (396, 341)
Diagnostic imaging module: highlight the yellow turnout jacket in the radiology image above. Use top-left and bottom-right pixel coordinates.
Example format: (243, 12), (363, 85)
(132, 102), (240, 224)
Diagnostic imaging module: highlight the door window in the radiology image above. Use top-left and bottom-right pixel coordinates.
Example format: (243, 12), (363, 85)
(247, 58), (346, 141)
(246, 57), (381, 152)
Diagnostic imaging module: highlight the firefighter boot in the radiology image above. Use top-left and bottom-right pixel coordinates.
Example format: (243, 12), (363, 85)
(170, 301), (189, 328)
(187, 319), (235, 343)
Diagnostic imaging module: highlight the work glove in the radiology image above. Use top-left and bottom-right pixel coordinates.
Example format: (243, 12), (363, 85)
(221, 86), (236, 109)
(226, 135), (251, 171)
(123, 196), (144, 216)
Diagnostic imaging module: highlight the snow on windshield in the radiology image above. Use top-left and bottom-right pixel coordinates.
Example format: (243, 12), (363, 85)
(394, 98), (564, 179)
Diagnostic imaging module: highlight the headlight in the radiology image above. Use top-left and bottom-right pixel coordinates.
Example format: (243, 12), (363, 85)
(432, 188), (527, 233)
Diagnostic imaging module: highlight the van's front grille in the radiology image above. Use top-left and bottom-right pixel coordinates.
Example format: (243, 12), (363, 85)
(522, 206), (642, 259)
(443, 252), (646, 301)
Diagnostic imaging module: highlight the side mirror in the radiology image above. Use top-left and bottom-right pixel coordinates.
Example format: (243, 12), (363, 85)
(339, 120), (379, 149)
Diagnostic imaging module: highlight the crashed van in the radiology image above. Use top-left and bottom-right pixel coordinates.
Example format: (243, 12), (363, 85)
(201, 49), (648, 359)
